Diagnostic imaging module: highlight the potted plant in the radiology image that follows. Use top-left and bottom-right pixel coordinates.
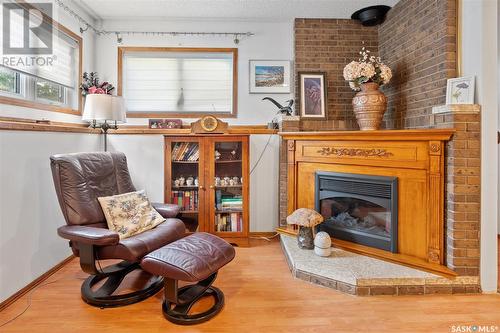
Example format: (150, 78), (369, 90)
(80, 72), (115, 97)
(343, 47), (392, 130)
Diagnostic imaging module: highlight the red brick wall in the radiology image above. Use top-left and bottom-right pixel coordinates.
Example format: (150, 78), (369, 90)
(431, 107), (481, 276)
(294, 19), (378, 130)
(379, 0), (457, 129)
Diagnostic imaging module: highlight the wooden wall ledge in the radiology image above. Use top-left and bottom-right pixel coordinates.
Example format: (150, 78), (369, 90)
(279, 129), (455, 141)
(109, 125), (277, 135)
(0, 118), (278, 135)
(0, 119), (99, 134)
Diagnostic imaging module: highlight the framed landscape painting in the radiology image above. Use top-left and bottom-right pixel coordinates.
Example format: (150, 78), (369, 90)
(299, 72), (327, 119)
(249, 60), (291, 93)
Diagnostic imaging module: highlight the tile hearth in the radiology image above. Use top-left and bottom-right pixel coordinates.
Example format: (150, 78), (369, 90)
(280, 235), (480, 296)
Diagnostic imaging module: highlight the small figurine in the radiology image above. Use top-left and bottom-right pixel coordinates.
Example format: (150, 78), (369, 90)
(174, 179), (180, 187)
(215, 150), (221, 160)
(314, 232), (332, 257)
(214, 177), (221, 186)
(186, 176), (194, 186)
(232, 176), (239, 185)
(194, 178), (199, 186)
(262, 97), (294, 116)
(178, 176), (185, 186)
(230, 150), (237, 160)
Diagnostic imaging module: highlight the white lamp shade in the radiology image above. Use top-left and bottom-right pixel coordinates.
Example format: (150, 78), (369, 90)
(82, 94), (127, 123)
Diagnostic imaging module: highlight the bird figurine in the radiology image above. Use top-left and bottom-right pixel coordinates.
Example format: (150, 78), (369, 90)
(262, 97), (294, 116)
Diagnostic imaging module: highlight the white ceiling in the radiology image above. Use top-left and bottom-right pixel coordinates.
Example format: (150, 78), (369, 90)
(75, 0), (399, 21)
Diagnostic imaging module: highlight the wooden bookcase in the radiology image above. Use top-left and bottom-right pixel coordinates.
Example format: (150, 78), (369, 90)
(164, 135), (249, 246)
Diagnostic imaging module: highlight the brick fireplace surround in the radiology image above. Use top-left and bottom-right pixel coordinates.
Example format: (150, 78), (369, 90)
(279, 0), (481, 293)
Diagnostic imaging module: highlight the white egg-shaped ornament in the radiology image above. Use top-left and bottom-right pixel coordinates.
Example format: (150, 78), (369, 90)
(314, 231), (332, 257)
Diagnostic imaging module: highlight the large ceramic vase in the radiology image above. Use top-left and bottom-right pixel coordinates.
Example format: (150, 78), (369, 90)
(352, 82), (387, 130)
(297, 226), (314, 249)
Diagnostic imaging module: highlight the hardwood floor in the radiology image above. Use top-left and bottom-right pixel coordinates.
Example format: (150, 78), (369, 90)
(1, 238), (500, 333)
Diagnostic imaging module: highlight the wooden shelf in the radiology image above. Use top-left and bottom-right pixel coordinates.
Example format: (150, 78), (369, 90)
(215, 160), (242, 163)
(172, 160), (199, 164)
(215, 185), (242, 189)
(179, 210), (198, 214)
(172, 186), (199, 189)
(216, 209), (243, 214)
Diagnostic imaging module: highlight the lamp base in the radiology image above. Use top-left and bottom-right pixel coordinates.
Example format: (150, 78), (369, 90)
(89, 120), (118, 152)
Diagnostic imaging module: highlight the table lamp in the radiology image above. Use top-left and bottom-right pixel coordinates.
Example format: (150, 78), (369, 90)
(82, 94), (126, 151)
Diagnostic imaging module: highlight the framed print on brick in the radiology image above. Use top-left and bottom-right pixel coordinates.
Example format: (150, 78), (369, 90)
(446, 76), (475, 104)
(299, 72), (327, 119)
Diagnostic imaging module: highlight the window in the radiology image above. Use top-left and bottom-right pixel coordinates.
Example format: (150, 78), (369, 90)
(119, 47), (237, 118)
(0, 67), (20, 95)
(0, 2), (82, 114)
(35, 79), (65, 105)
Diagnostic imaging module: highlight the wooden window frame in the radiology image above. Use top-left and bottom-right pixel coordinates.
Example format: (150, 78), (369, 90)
(118, 47), (238, 118)
(0, 1), (83, 116)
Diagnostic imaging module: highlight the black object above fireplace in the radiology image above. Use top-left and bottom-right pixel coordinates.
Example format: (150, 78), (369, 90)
(315, 171), (398, 252)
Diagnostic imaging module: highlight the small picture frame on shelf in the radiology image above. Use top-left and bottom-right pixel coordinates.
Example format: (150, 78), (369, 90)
(298, 72), (327, 119)
(446, 76), (475, 104)
(249, 60), (291, 94)
(149, 118), (182, 129)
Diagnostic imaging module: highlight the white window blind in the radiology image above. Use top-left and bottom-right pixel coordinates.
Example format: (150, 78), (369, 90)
(2, 3), (78, 88)
(123, 51), (234, 114)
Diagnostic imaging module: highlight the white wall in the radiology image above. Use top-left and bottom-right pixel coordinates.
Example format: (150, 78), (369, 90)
(0, 3), (99, 303)
(95, 19), (294, 126)
(461, 0), (498, 292)
(107, 134), (280, 232)
(0, 131), (100, 302)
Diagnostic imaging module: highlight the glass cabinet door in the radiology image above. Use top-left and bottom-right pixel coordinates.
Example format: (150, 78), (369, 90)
(208, 137), (248, 237)
(165, 137), (204, 233)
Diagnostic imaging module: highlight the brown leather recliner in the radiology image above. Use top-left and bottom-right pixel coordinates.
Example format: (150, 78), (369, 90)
(50, 152), (185, 307)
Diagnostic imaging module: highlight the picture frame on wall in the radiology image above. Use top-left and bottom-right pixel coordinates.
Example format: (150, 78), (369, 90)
(249, 60), (291, 93)
(299, 72), (327, 119)
(446, 76), (475, 104)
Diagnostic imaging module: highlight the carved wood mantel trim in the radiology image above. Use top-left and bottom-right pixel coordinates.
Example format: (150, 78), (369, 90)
(317, 147), (394, 158)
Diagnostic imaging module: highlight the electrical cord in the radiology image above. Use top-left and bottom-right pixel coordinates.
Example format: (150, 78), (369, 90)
(249, 112), (280, 175)
(249, 233), (281, 242)
(0, 276), (85, 328)
(249, 133), (273, 175)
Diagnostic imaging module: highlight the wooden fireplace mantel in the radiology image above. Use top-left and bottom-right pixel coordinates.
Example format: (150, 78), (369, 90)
(278, 129), (456, 276)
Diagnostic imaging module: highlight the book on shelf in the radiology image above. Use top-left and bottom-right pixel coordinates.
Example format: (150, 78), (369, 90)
(171, 143), (181, 160)
(215, 212), (242, 232)
(172, 142), (200, 161)
(171, 190), (198, 211)
(220, 197), (243, 211)
(178, 143), (190, 160)
(216, 190), (222, 210)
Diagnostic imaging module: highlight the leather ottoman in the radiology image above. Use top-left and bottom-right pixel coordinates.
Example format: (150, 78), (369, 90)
(141, 232), (235, 324)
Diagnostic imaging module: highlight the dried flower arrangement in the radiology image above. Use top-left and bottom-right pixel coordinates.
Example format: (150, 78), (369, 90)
(80, 72), (115, 97)
(343, 47), (392, 91)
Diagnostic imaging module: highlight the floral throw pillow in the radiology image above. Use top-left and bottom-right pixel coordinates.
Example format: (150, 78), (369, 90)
(98, 190), (165, 239)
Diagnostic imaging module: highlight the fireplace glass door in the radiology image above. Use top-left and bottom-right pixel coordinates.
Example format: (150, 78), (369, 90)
(315, 172), (398, 252)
